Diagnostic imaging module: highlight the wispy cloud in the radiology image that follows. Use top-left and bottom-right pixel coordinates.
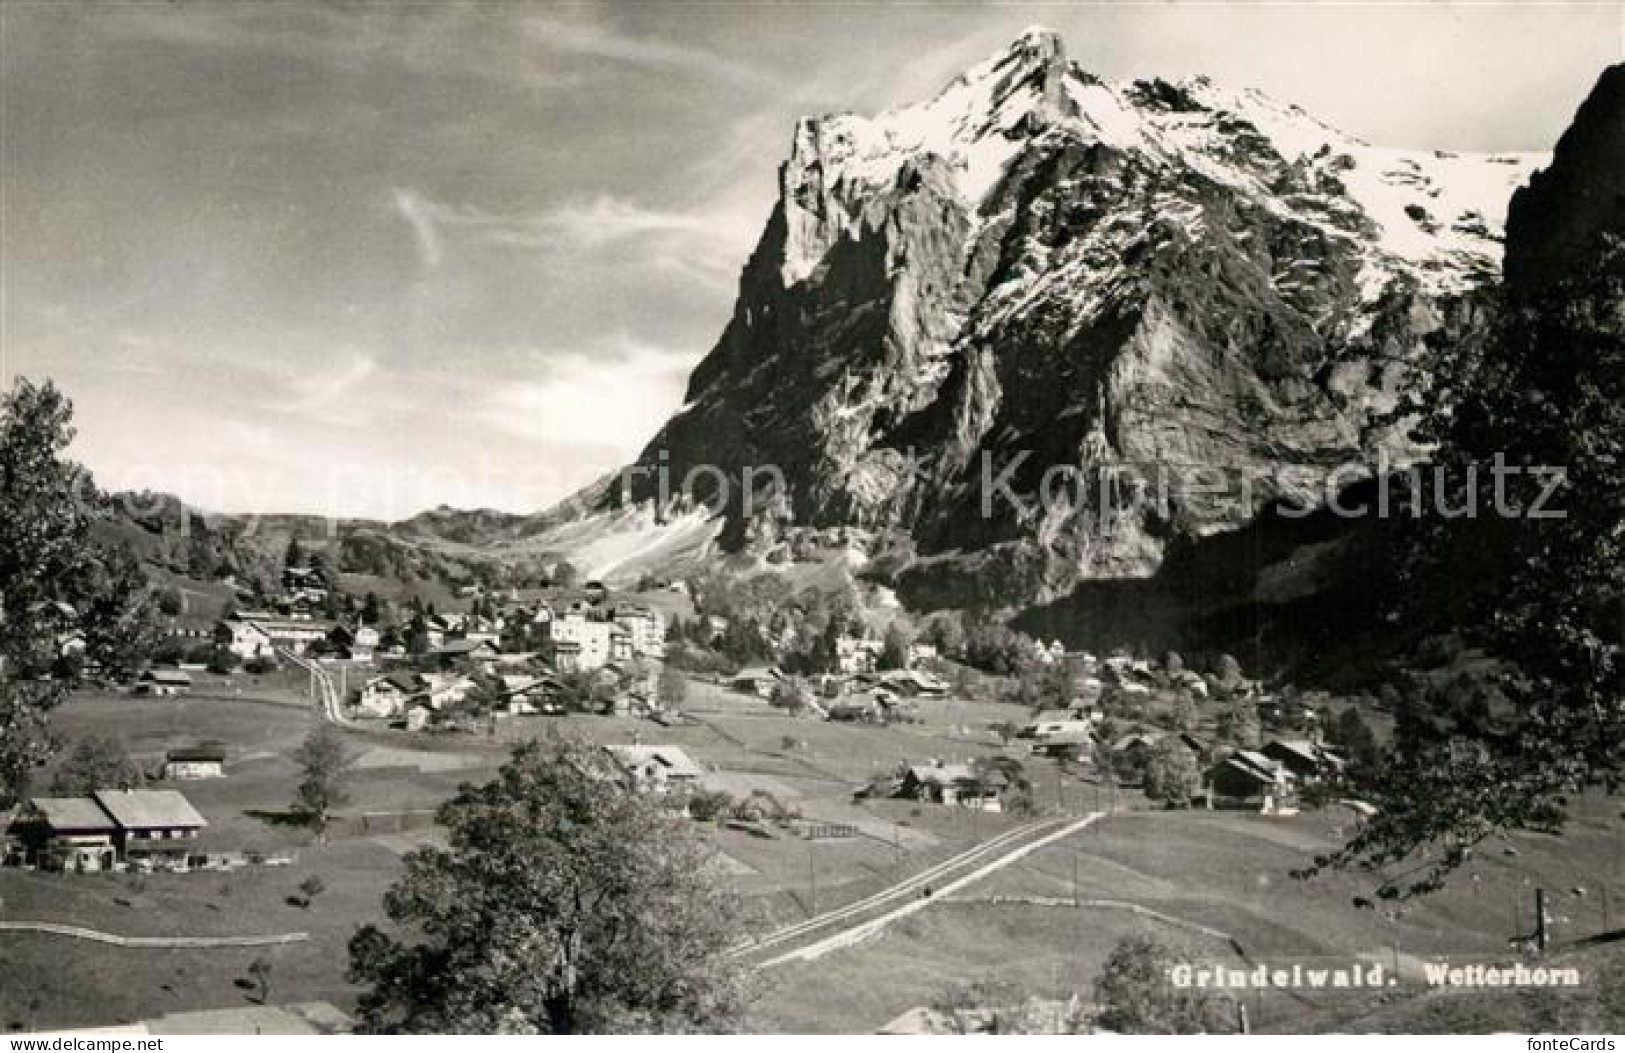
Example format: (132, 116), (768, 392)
(489, 195), (716, 249)
(86, 4), (581, 93)
(519, 14), (774, 87)
(388, 188), (754, 289)
(479, 335), (693, 453)
(271, 351), (379, 419)
(391, 189), (448, 270)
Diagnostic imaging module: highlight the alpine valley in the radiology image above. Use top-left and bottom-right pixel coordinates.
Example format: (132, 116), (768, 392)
(110, 30), (1597, 666)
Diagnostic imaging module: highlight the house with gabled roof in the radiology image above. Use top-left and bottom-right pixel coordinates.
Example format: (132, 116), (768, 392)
(826, 698), (883, 723)
(898, 761), (1003, 810)
(357, 671), (426, 718)
(876, 668), (948, 698)
(94, 789), (207, 867)
(434, 638), (497, 660)
(500, 673), (563, 715)
(17, 797), (120, 871)
(1209, 749), (1294, 808)
(424, 671), (478, 709)
(1261, 739), (1344, 782)
(1021, 710), (1095, 744)
(225, 610), (334, 656)
(137, 667), (193, 696)
(326, 623), (381, 663)
(730, 666), (782, 699)
(220, 617), (274, 660)
(13, 789), (208, 871)
(162, 746), (227, 781)
(603, 745), (705, 795)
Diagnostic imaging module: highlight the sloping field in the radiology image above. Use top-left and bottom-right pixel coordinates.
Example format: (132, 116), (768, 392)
(484, 506), (723, 586)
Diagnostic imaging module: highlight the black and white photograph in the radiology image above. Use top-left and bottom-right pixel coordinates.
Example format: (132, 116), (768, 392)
(0, 0), (1620, 1039)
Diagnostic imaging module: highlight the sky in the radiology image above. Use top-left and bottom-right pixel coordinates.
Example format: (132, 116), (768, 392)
(3, 1), (1620, 520)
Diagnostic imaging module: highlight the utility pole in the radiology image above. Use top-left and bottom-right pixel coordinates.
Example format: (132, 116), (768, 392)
(808, 840), (817, 917)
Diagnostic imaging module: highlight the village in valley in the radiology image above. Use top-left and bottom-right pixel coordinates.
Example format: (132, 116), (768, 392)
(2, 529), (1617, 1035)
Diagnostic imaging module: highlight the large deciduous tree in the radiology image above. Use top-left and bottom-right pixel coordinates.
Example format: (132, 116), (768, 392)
(291, 722), (355, 832)
(48, 735), (144, 795)
(656, 663), (687, 710)
(1, 379), (157, 804)
(78, 544), (162, 682)
(1142, 740), (1199, 808)
(878, 623), (912, 671)
(347, 738), (751, 1033)
(1094, 935), (1236, 1034)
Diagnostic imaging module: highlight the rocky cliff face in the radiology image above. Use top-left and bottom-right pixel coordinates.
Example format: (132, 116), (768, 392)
(609, 29), (1541, 605)
(1504, 64), (1625, 296)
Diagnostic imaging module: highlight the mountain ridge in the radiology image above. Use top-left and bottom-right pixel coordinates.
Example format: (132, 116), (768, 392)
(573, 28), (1540, 606)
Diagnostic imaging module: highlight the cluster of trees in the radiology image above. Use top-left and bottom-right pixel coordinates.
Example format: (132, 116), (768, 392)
(664, 571), (867, 675)
(1212, 695), (1261, 749)
(684, 786), (801, 827)
(105, 489), (276, 590)
(960, 619), (1048, 676)
(768, 675), (814, 714)
(1324, 706), (1379, 771)
(661, 570), (1065, 691)
(153, 637), (240, 675)
(1141, 740), (1201, 807)
(929, 975), (1077, 1034)
(47, 735), (145, 795)
(923, 935), (1239, 1034)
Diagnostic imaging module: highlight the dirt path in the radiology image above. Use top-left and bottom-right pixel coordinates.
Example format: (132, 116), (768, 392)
(0, 920), (308, 948)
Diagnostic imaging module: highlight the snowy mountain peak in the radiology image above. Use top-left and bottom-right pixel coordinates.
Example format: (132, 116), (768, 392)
(777, 29), (1541, 296)
(969, 23), (1069, 89)
(778, 31), (1078, 284)
(1010, 23), (1064, 52)
(610, 30), (1553, 605)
